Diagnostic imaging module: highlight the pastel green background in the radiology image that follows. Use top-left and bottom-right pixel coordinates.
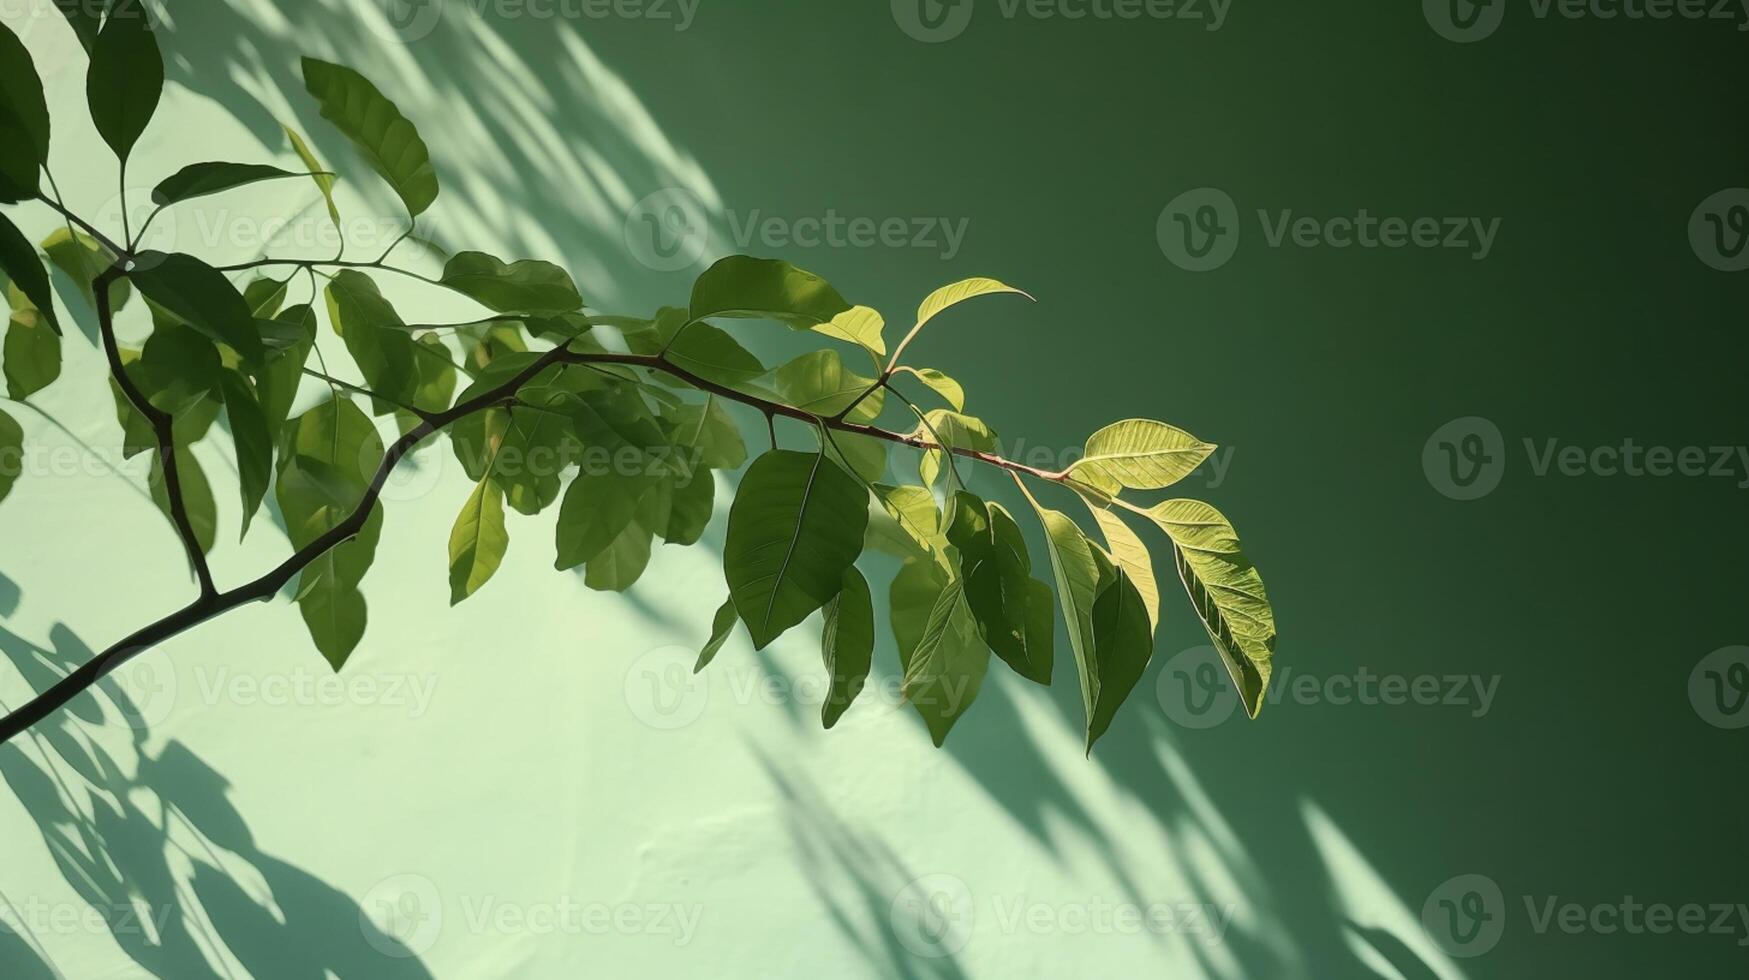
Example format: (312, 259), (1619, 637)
(2, 0), (1745, 977)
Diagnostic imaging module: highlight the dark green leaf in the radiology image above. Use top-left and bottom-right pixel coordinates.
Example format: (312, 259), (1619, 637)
(950, 496), (1052, 684)
(695, 596), (739, 672)
(258, 304), (317, 434)
(148, 444), (217, 555)
(821, 566), (874, 729)
(0, 407), (21, 503)
(324, 269), (418, 413)
(665, 322), (765, 386)
(0, 213), (58, 334)
(1020, 484), (1105, 744)
(449, 476), (509, 604)
(243, 276), (288, 318)
(152, 162), (300, 206)
(1087, 566), (1154, 751)
(584, 520), (653, 592)
(87, 0), (162, 163)
(301, 57), (438, 217)
(555, 468), (661, 570)
(494, 394), (572, 515)
(439, 251), (582, 313)
(129, 253), (265, 366)
(668, 396), (746, 471)
(0, 20), (49, 202)
(218, 371), (272, 539)
(663, 471), (713, 545)
(724, 450), (869, 649)
(688, 255), (852, 331)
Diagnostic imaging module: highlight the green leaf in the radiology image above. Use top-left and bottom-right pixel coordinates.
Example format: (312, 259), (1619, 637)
(0, 213), (58, 335)
(663, 472), (713, 546)
(243, 276), (288, 318)
(901, 367), (965, 412)
(258, 304), (317, 434)
(324, 270), (418, 413)
(1086, 565), (1155, 751)
(148, 445), (218, 555)
(1143, 499), (1276, 718)
(821, 566), (874, 729)
(42, 227), (129, 315)
(51, 0), (102, 52)
(0, 21), (50, 202)
(489, 393), (572, 515)
(1067, 419), (1216, 497)
(917, 409), (996, 489)
(870, 483), (946, 561)
(0, 406), (21, 504)
(277, 397), (385, 670)
(696, 596), (739, 672)
(1083, 500), (1160, 631)
(665, 322), (765, 386)
(688, 255), (852, 331)
(301, 57), (438, 217)
(555, 468), (662, 570)
(814, 306), (886, 359)
(439, 251), (582, 313)
(900, 578), (989, 747)
(4, 297), (61, 398)
(219, 371), (272, 539)
(283, 124), (340, 223)
(449, 476), (509, 604)
(152, 162), (301, 206)
(890, 555), (948, 658)
(724, 450), (869, 649)
(584, 520), (653, 592)
(130, 253), (265, 367)
(913, 277), (1032, 337)
(1019, 483), (1105, 743)
(669, 396), (746, 471)
(824, 429), (888, 486)
(87, 2), (163, 164)
(948, 496), (1053, 684)
(774, 349), (884, 420)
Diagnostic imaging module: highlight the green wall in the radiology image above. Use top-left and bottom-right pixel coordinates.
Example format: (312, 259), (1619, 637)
(2, 0), (1745, 976)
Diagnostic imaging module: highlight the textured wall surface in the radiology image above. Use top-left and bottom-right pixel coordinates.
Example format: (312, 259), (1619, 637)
(1, 1), (1745, 977)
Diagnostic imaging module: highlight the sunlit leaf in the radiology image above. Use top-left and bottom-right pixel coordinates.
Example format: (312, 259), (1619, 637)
(815, 305), (886, 359)
(1019, 483), (1105, 744)
(1067, 419), (1216, 497)
(689, 255), (851, 330)
(900, 577), (988, 747)
(301, 57), (438, 217)
(43, 227), (129, 315)
(902, 367), (965, 412)
(449, 476), (509, 604)
(283, 124), (340, 223)
(724, 450), (868, 649)
(913, 277), (1032, 336)
(0, 20), (50, 201)
(440, 251), (583, 313)
(4, 293), (60, 398)
(774, 349), (884, 420)
(219, 370), (272, 539)
(1143, 499), (1276, 718)
(87, 1), (163, 164)
(1083, 499), (1160, 631)
(917, 409), (995, 489)
(821, 566), (874, 729)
